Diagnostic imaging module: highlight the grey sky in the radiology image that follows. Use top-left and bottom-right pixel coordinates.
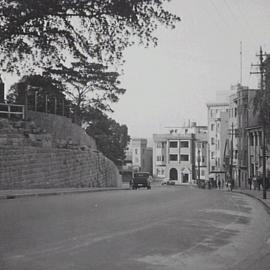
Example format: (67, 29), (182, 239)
(111, 0), (270, 138)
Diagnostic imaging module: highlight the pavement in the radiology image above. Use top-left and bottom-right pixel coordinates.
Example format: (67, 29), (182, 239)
(0, 185), (130, 200)
(0, 183), (270, 213)
(233, 188), (270, 212)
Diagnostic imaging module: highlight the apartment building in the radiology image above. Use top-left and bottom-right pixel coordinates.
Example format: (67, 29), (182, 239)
(207, 102), (229, 186)
(153, 123), (208, 184)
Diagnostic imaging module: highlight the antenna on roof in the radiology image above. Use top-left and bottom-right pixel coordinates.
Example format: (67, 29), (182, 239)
(240, 41), (243, 85)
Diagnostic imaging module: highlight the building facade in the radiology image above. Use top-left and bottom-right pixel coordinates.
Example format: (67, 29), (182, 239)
(131, 138), (152, 173)
(207, 103), (229, 186)
(153, 123), (208, 184)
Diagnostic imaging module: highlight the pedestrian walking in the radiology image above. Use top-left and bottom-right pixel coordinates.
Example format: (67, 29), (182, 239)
(218, 179), (221, 189)
(230, 179), (234, 191)
(248, 177), (252, 190)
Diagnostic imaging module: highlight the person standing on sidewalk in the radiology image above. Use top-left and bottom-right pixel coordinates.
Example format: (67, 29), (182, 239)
(248, 177), (252, 190)
(218, 179), (221, 189)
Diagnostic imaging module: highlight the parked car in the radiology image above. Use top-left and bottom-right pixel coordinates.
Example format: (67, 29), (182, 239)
(161, 179), (176, 185)
(131, 172), (151, 190)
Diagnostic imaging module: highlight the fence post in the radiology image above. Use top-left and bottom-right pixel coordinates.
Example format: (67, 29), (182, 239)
(45, 95), (48, 113)
(34, 91), (38, 111)
(7, 104), (10, 119)
(22, 105), (25, 120)
(62, 99), (65, 116)
(54, 97), (57, 114)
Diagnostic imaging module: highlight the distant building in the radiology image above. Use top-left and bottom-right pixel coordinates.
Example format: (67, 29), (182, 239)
(227, 85), (258, 188)
(206, 102), (229, 186)
(131, 138), (152, 173)
(153, 122), (208, 184)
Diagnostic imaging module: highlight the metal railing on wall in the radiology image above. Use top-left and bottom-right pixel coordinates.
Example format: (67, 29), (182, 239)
(0, 103), (25, 119)
(26, 92), (70, 117)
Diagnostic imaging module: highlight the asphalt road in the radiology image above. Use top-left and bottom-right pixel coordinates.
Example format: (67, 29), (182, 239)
(0, 186), (270, 270)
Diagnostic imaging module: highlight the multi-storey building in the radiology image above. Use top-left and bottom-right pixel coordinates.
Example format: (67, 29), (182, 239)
(226, 85), (258, 188)
(246, 89), (265, 181)
(206, 102), (229, 186)
(228, 91), (239, 186)
(153, 123), (208, 184)
(131, 138), (152, 173)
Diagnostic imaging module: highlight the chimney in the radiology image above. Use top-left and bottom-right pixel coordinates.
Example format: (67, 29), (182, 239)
(0, 76), (4, 103)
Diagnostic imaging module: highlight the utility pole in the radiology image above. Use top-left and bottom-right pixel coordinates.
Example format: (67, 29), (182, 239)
(230, 123), (234, 187)
(259, 47), (267, 200)
(250, 47), (267, 199)
(240, 41), (243, 85)
(197, 148), (201, 186)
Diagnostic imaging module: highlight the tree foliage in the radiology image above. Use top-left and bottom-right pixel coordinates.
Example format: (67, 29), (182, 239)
(0, 0), (180, 74)
(84, 106), (130, 164)
(45, 61), (125, 124)
(7, 74), (71, 114)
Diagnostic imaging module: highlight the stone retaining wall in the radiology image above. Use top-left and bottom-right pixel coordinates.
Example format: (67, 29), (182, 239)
(0, 147), (121, 189)
(27, 111), (96, 149)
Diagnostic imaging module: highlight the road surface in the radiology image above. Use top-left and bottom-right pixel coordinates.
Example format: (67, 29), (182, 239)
(0, 186), (270, 270)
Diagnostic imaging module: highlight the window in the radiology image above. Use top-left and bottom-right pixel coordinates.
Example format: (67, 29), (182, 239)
(211, 166), (215, 171)
(258, 132), (262, 146)
(157, 142), (166, 148)
(169, 154), (178, 161)
(250, 134), (253, 146)
(135, 149), (138, 154)
(211, 137), (215, 145)
(157, 156), (165, 162)
(201, 170), (205, 176)
(211, 152), (214, 159)
(180, 141), (189, 148)
(211, 123), (214, 131)
(169, 141), (178, 148)
(180, 155), (189, 161)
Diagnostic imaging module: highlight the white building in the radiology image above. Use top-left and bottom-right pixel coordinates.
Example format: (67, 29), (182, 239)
(207, 102), (229, 186)
(131, 138), (152, 173)
(153, 123), (208, 184)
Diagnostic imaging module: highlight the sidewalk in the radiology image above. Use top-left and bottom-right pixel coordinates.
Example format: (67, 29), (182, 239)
(233, 188), (270, 212)
(0, 185), (130, 200)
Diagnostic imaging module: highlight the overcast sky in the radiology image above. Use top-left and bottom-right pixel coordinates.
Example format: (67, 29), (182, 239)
(110, 0), (270, 139)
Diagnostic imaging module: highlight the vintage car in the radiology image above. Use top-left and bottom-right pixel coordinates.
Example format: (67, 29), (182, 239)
(130, 172), (151, 190)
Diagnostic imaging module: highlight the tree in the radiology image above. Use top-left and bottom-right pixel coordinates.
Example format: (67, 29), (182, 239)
(84, 107), (130, 165)
(45, 61), (125, 124)
(0, 0), (180, 74)
(7, 74), (71, 114)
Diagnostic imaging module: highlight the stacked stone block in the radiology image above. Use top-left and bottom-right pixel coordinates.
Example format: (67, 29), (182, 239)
(0, 147), (121, 189)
